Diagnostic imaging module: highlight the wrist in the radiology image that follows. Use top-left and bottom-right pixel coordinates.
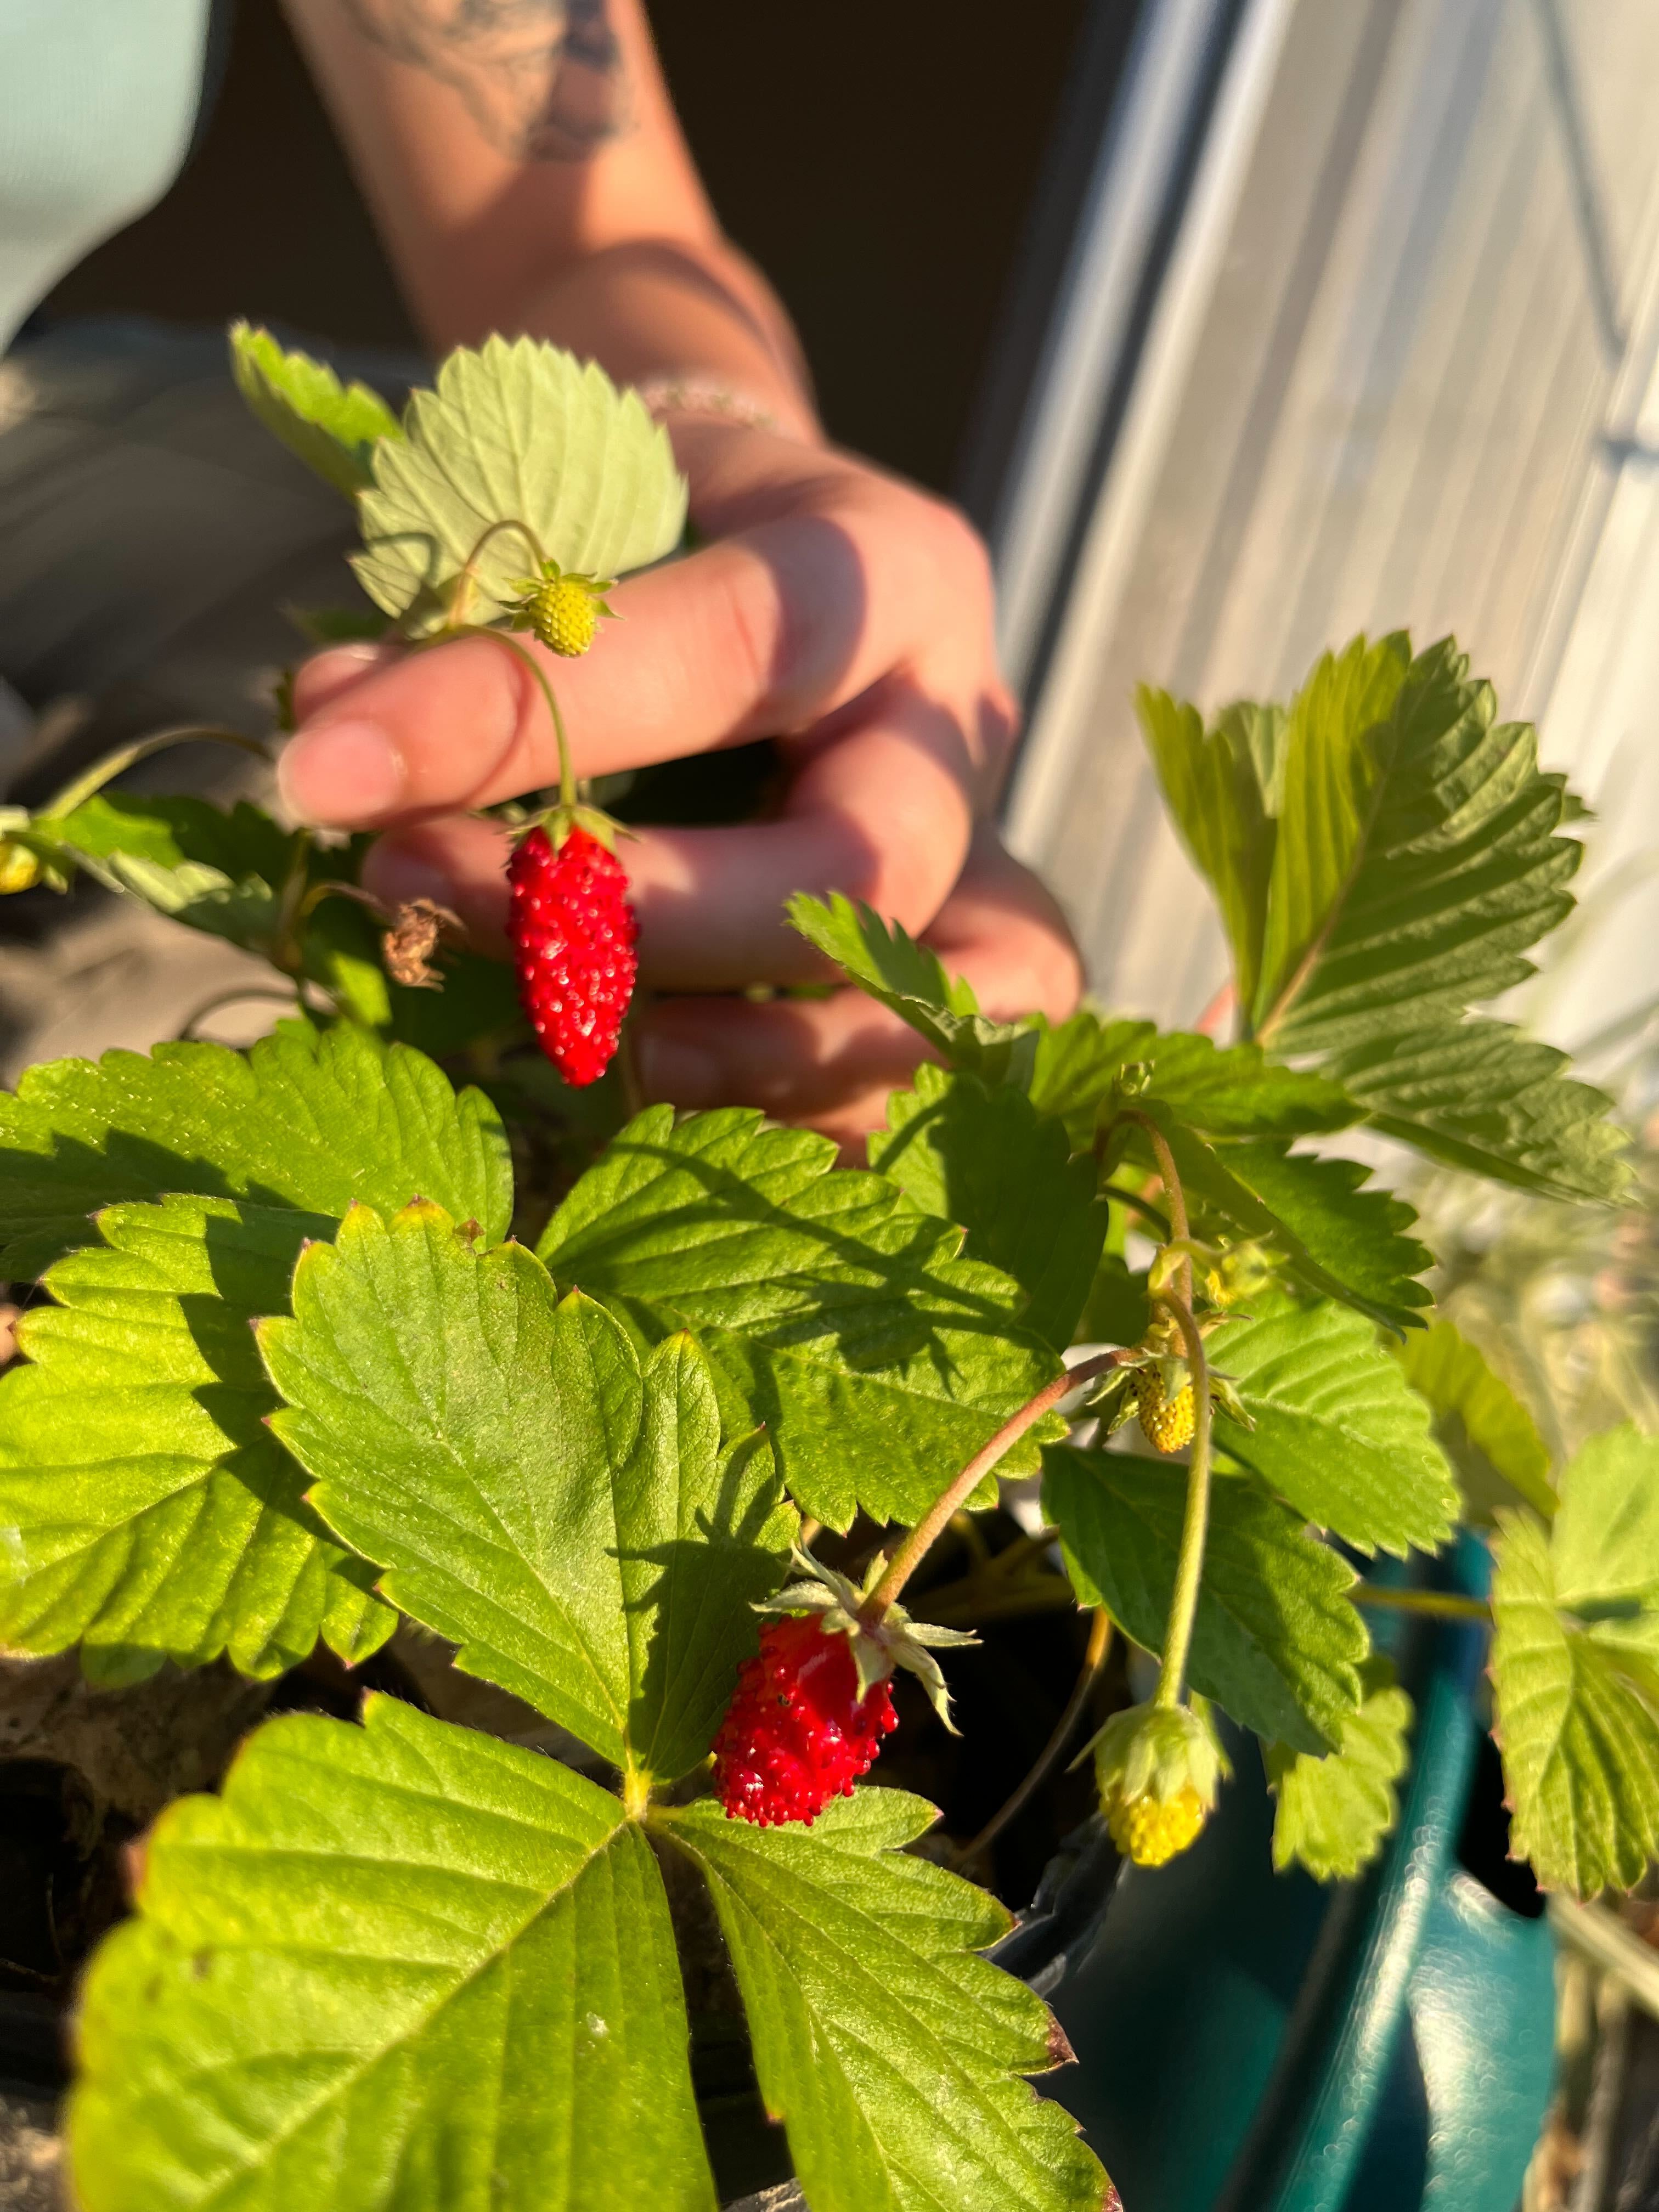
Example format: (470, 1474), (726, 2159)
(505, 236), (820, 443)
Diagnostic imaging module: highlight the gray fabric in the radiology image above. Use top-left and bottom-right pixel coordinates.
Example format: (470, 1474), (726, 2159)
(0, 316), (421, 801)
(0, 317), (423, 1080)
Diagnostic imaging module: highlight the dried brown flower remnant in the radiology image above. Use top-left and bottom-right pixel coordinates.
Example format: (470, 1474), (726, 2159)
(382, 899), (464, 989)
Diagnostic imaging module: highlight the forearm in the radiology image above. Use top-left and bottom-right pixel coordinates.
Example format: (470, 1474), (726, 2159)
(283, 0), (817, 433)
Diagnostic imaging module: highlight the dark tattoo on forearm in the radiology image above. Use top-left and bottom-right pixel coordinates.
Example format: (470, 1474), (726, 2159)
(340, 0), (631, 162)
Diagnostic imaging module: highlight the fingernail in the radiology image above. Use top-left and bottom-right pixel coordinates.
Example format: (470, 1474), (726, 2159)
(635, 1031), (720, 1106)
(278, 719), (405, 825)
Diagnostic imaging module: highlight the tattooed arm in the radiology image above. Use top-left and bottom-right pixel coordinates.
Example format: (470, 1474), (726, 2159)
(283, 0), (814, 423)
(336, 0), (631, 163)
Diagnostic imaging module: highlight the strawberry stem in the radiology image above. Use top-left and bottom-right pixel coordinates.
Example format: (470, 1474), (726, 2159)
(861, 1347), (1127, 1624)
(446, 517), (552, 632)
(38, 726), (271, 821)
(1149, 1280), (1212, 1713)
(451, 626), (578, 810)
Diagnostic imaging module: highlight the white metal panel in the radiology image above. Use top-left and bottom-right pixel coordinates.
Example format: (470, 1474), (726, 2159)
(1006, 0), (1659, 1040)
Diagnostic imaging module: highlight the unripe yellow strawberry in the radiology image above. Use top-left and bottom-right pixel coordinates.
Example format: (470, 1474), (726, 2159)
(1134, 1368), (1195, 1453)
(1090, 1702), (1221, 1871)
(1109, 1785), (1207, 1867)
(528, 574), (600, 657)
(0, 840), (43, 894)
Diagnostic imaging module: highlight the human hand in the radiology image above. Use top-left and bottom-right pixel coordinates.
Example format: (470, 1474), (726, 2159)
(278, 420), (1081, 1146)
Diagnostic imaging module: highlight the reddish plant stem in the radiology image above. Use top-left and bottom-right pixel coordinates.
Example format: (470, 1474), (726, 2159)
(861, 1349), (1126, 1624)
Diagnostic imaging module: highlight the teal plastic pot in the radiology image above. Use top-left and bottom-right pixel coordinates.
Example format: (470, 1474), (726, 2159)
(1041, 1538), (1556, 2211)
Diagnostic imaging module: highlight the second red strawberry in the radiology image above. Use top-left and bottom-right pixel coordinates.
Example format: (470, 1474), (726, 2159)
(507, 822), (639, 1087)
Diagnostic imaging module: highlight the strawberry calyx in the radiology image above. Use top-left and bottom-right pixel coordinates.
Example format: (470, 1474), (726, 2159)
(509, 798), (630, 858)
(757, 1545), (979, 1731)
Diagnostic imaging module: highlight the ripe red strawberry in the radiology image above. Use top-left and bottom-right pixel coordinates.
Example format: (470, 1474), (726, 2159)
(507, 822), (639, 1086)
(713, 1613), (899, 1827)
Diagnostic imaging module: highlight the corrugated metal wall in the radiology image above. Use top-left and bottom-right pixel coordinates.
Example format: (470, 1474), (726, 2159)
(1008, 0), (1659, 1049)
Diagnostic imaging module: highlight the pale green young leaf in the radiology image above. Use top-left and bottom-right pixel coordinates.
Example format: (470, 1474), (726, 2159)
(264, 1201), (793, 1779)
(1137, 688), (1284, 1010)
(1331, 1018), (1629, 1204)
(1043, 1444), (1365, 1751)
(71, 1698), (715, 2212)
(1137, 1108), (1430, 1334)
(535, 1107), (1064, 1529)
(1029, 1009), (1356, 1152)
(1491, 1503), (1659, 1898)
(661, 1791), (1107, 2212)
(1266, 1664), (1414, 1881)
(870, 1063), (1108, 1347)
(229, 321), (402, 498)
(1394, 1319), (1555, 1523)
(0, 1022), (511, 1278)
(352, 337), (686, 630)
(0, 1196), (390, 1684)
(788, 891), (1040, 1086)
(1208, 1302), (1459, 1556)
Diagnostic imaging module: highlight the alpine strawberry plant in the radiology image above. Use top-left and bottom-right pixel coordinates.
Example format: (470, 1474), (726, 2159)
(0, 326), (1651, 2210)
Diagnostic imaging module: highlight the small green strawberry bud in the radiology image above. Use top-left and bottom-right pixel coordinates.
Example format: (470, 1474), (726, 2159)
(1088, 1702), (1223, 1869)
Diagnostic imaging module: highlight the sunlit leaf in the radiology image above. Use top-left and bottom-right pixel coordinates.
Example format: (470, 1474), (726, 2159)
(660, 1790), (1106, 2212)
(72, 1699), (715, 2211)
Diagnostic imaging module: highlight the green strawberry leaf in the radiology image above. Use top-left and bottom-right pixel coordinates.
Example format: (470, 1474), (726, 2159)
(1136, 692), (1285, 1014)
(535, 1107), (1065, 1530)
(1194, 1141), (1431, 1333)
(1028, 1009), (1357, 1150)
(1549, 1427), (1659, 1669)
(264, 1201), (793, 1781)
(0, 1196), (390, 1684)
(1208, 1302), (1460, 1556)
(41, 789), (292, 886)
(353, 337), (687, 632)
(870, 1063), (1108, 1348)
(659, 1790), (1107, 2212)
(1251, 635), (1577, 1045)
(1394, 1319), (1555, 1523)
(1329, 1019), (1629, 1204)
(787, 891), (1041, 1086)
(229, 321), (403, 498)
(1143, 634), (1629, 1202)
(1266, 1663), (1414, 1880)
(1131, 1106), (1430, 1334)
(0, 1023), (511, 1279)
(1491, 1435), (1659, 1899)
(71, 1697), (715, 2212)
(1043, 1445), (1365, 1752)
